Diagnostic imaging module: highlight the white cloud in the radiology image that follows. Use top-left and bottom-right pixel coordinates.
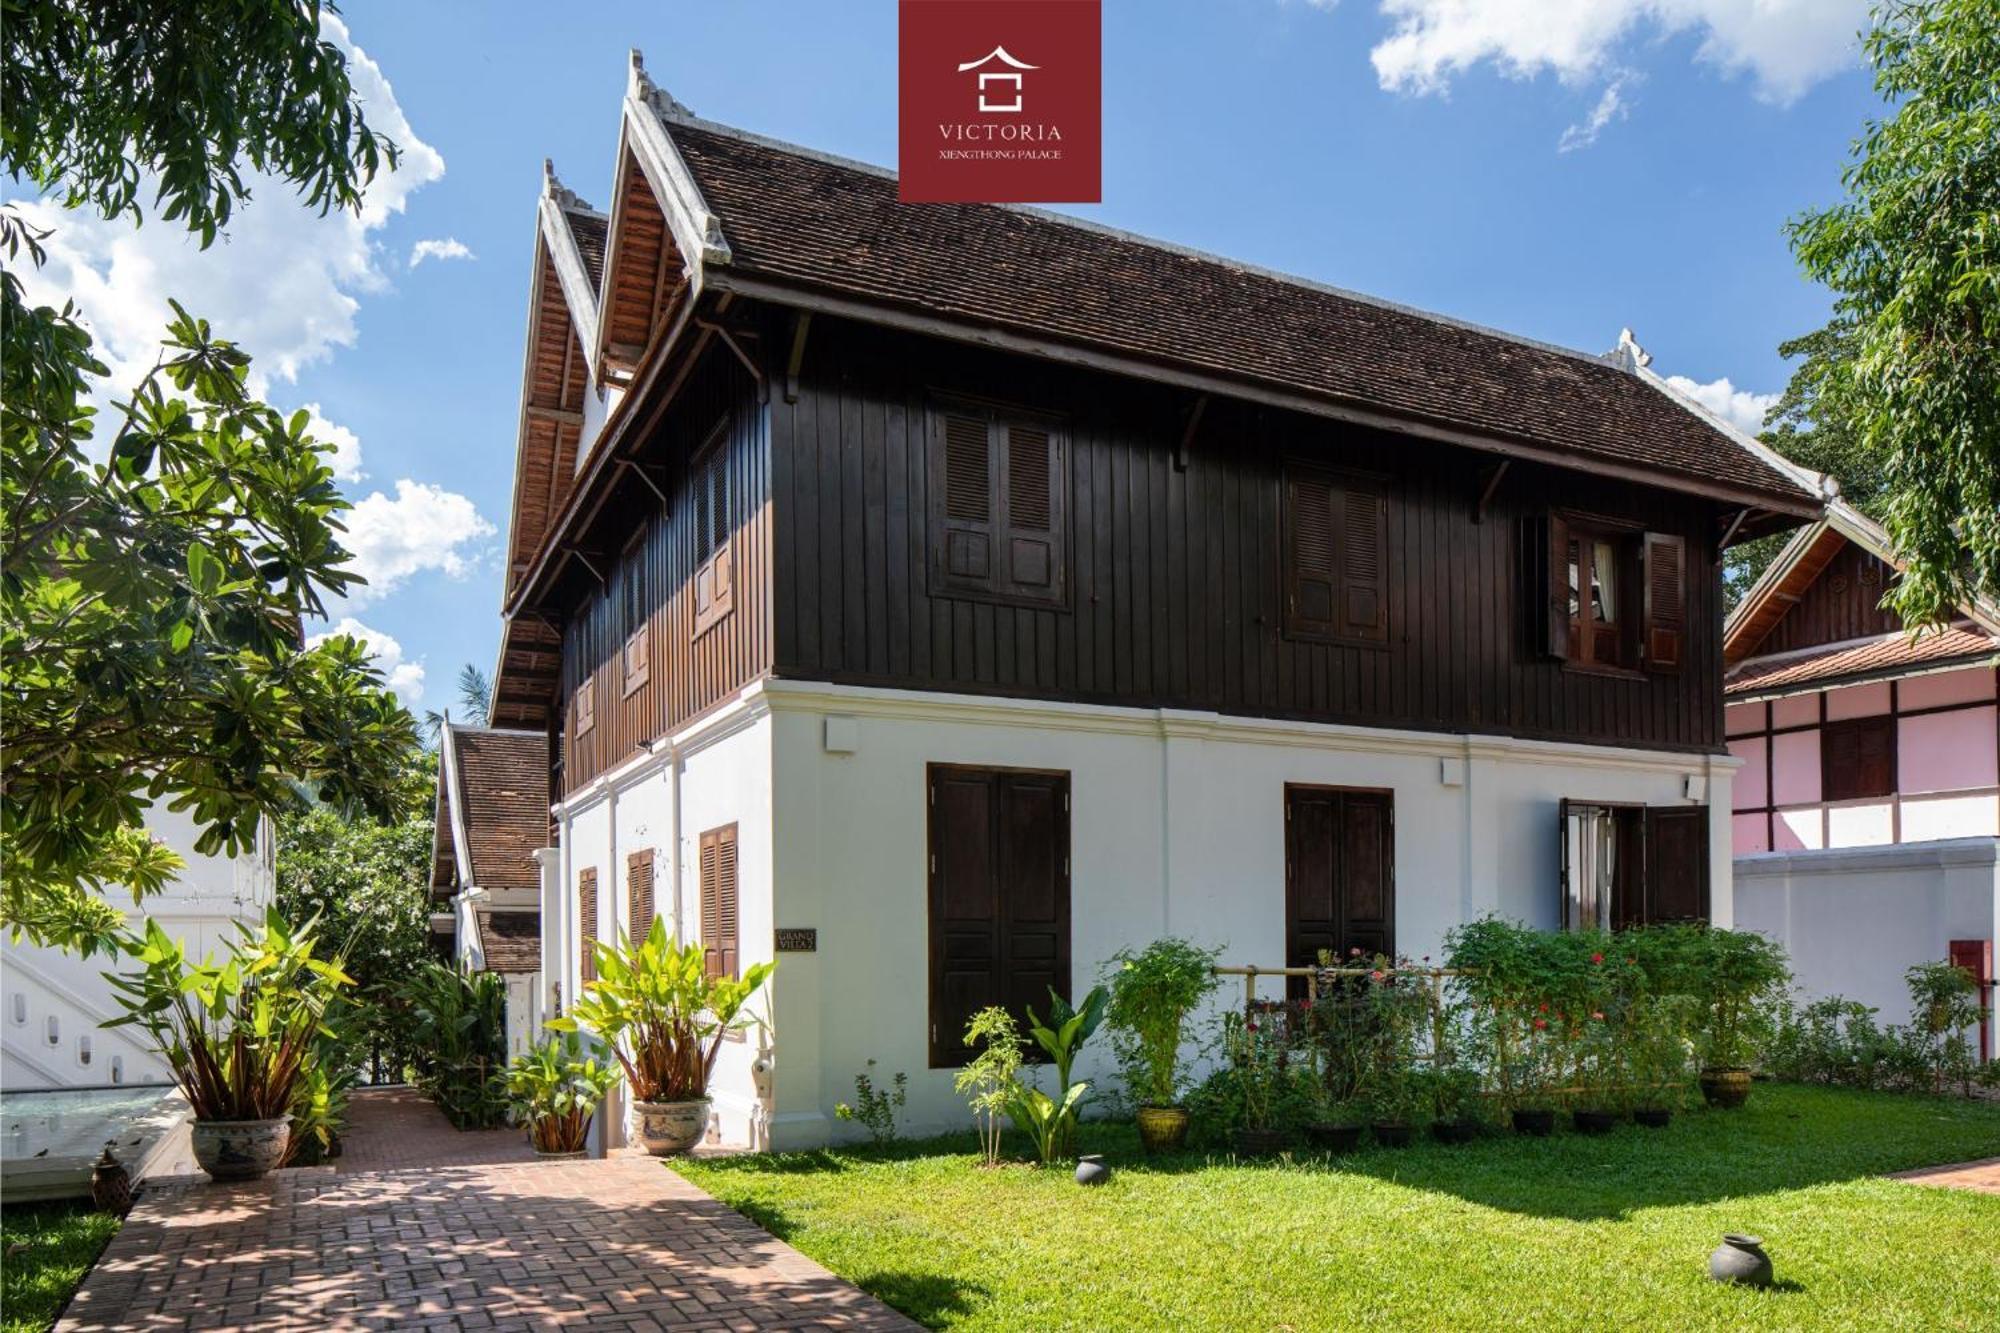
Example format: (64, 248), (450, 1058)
(300, 403), (364, 482)
(1558, 74), (1632, 152)
(340, 480), (496, 607)
(1369, 0), (1864, 107)
(409, 237), (474, 269)
(1665, 373), (1780, 437)
(2, 14), (445, 419)
(307, 617), (425, 707)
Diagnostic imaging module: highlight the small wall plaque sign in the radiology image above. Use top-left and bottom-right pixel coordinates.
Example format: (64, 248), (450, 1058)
(775, 928), (818, 953)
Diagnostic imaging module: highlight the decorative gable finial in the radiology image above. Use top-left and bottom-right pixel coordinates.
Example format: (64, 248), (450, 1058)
(542, 157), (586, 212)
(1608, 327), (1653, 372)
(627, 47), (695, 120)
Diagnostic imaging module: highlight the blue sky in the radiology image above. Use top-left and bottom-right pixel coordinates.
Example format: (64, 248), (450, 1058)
(13, 0), (1880, 718)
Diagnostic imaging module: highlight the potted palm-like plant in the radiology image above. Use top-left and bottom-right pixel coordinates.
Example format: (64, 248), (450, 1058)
(1102, 938), (1222, 1152)
(507, 1035), (619, 1157)
(549, 917), (774, 1155)
(1695, 930), (1789, 1109)
(105, 911), (351, 1182)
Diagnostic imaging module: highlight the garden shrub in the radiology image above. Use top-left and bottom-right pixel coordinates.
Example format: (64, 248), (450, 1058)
(398, 962), (510, 1129)
(1765, 961), (1990, 1097)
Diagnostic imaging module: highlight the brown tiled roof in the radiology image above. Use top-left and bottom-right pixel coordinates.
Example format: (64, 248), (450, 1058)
(475, 909), (541, 973)
(668, 120), (1814, 507)
(446, 726), (549, 893)
(1725, 626), (1998, 695)
(566, 209), (607, 290)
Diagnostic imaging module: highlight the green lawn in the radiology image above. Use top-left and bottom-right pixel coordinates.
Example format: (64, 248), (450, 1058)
(1, 1201), (120, 1333)
(679, 1084), (2000, 1332)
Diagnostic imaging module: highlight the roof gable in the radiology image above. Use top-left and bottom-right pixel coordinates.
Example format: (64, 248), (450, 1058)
(435, 725), (550, 894)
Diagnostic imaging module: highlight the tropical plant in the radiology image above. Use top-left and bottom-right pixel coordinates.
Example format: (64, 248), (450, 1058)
(955, 1007), (1025, 1168)
(834, 1060), (908, 1146)
(1, 0), (417, 957)
(283, 1010), (363, 1167)
(548, 917), (775, 1104)
(506, 1035), (619, 1154)
(1898, 961), (1986, 1095)
(1102, 938), (1221, 1108)
(1025, 983), (1107, 1156)
(398, 962), (510, 1129)
(103, 910), (352, 1122)
(1763, 994), (1895, 1089)
(1694, 929), (1790, 1070)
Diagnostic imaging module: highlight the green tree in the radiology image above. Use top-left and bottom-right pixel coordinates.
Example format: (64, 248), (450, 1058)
(1, 1), (416, 954)
(1784, 0), (1999, 626)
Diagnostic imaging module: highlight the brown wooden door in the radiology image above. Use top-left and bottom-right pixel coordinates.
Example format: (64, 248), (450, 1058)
(928, 765), (1071, 1067)
(1644, 806), (1710, 922)
(1285, 786), (1394, 984)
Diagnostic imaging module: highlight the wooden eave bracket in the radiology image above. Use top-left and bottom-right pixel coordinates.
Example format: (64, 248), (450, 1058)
(697, 317), (767, 396)
(784, 310), (812, 404)
(618, 458), (671, 506)
(1473, 460), (1510, 523)
(1177, 394), (1208, 472)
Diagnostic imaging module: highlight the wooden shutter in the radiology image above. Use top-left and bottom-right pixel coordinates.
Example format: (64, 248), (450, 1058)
(1546, 512), (1572, 660)
(1948, 939), (1992, 1061)
(627, 847), (655, 945)
(578, 868), (598, 983)
(1644, 806), (1709, 922)
(1284, 785), (1395, 997)
(1642, 532), (1686, 672)
(1822, 715), (1896, 801)
(1002, 422), (1063, 598)
(1285, 471), (1338, 638)
(692, 440), (734, 636)
(927, 765), (1071, 1068)
(698, 824), (739, 979)
(938, 410), (996, 590)
(1338, 481), (1389, 642)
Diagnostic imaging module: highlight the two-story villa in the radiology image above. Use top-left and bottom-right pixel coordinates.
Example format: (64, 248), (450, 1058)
(485, 57), (1828, 1148)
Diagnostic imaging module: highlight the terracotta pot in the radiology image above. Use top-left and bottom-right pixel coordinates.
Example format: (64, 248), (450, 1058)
(1708, 1233), (1774, 1287)
(1511, 1108), (1555, 1137)
(1699, 1068), (1753, 1110)
(1371, 1121), (1415, 1148)
(1234, 1127), (1288, 1157)
(1135, 1104), (1190, 1154)
(632, 1098), (710, 1156)
(1431, 1119), (1481, 1145)
(191, 1117), (291, 1182)
(1633, 1107), (1673, 1129)
(1572, 1108), (1617, 1135)
(1305, 1122), (1363, 1153)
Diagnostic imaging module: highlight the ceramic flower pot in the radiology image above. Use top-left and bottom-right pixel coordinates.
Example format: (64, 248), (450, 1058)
(533, 1148), (589, 1161)
(1371, 1121), (1415, 1148)
(1633, 1107), (1673, 1129)
(1135, 1104), (1190, 1154)
(1511, 1109), (1555, 1137)
(1708, 1233), (1774, 1287)
(632, 1098), (710, 1156)
(1699, 1067), (1753, 1110)
(1074, 1154), (1111, 1186)
(1234, 1127), (1288, 1157)
(191, 1116), (291, 1182)
(1572, 1108), (1617, 1135)
(1305, 1122), (1363, 1153)
(1431, 1118), (1481, 1145)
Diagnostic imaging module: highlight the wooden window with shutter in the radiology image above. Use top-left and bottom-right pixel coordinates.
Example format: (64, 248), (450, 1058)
(928, 398), (1068, 608)
(1641, 531), (1686, 673)
(1283, 463), (1389, 645)
(1822, 715), (1896, 802)
(1530, 513), (1686, 674)
(627, 847), (655, 945)
(573, 678), (595, 735)
(1558, 801), (1709, 927)
(578, 867), (598, 983)
(698, 824), (739, 980)
(691, 422), (734, 638)
(621, 546), (650, 696)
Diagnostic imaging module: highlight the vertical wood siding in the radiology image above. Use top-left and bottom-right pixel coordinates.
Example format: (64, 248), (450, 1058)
(1758, 541), (1900, 655)
(769, 319), (1731, 754)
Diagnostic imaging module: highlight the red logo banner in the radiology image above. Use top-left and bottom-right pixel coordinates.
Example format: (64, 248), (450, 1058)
(899, 0), (1102, 203)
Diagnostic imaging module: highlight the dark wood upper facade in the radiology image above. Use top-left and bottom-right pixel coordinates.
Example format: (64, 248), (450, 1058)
(530, 307), (1745, 795)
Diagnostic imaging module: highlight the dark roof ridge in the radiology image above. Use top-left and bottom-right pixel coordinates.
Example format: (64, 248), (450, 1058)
(650, 103), (1631, 377)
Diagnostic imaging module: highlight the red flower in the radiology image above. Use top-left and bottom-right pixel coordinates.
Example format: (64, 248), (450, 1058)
(1626, 957), (1637, 966)
(1246, 1020), (1260, 1033)
(1592, 952), (1605, 965)
(1533, 1018), (1548, 1030)
(1371, 969), (1385, 981)
(1538, 1001), (1549, 1013)
(1350, 947), (1363, 957)
(1591, 1011), (1605, 1021)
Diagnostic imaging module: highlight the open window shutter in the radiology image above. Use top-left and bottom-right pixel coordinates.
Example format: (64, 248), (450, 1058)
(939, 411), (996, 588)
(1286, 473), (1338, 637)
(627, 848), (655, 945)
(698, 830), (721, 978)
(1546, 512), (1571, 660)
(716, 825), (740, 980)
(1644, 806), (1709, 922)
(1338, 481), (1388, 642)
(578, 868), (598, 982)
(1643, 532), (1686, 672)
(1002, 423), (1061, 598)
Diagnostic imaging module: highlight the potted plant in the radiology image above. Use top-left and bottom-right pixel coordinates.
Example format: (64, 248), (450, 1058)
(1357, 957), (1428, 1147)
(1570, 1011), (1620, 1134)
(1103, 938), (1222, 1152)
(549, 917), (774, 1155)
(106, 911), (351, 1182)
(1224, 1011), (1288, 1156)
(1303, 985), (1367, 1151)
(1504, 1005), (1561, 1136)
(1694, 929), (1788, 1109)
(1425, 1064), (1485, 1144)
(1628, 993), (1696, 1127)
(507, 1035), (619, 1157)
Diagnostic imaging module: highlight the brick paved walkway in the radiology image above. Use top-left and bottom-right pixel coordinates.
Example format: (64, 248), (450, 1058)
(1890, 1155), (2000, 1196)
(59, 1089), (915, 1332)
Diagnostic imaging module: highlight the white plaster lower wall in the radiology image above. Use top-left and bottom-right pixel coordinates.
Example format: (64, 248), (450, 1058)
(1735, 838), (1999, 1038)
(2, 810), (274, 1091)
(764, 680), (1738, 1147)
